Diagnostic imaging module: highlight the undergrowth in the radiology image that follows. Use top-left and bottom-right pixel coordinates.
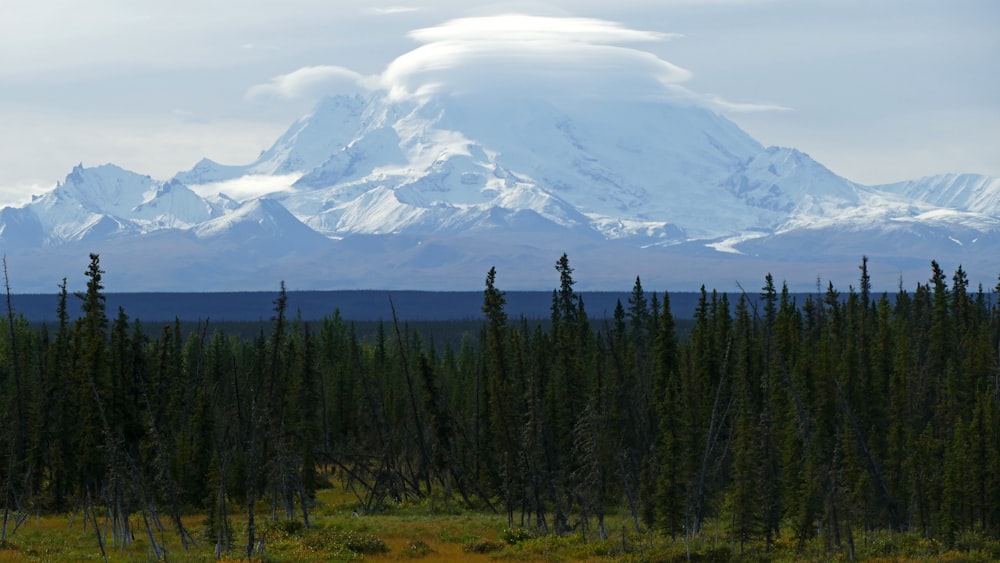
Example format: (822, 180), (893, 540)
(0, 487), (996, 562)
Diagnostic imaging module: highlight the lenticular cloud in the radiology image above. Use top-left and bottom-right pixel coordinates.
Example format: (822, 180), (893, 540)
(407, 14), (672, 45)
(248, 14), (697, 105)
(247, 65), (378, 100)
(380, 14), (691, 102)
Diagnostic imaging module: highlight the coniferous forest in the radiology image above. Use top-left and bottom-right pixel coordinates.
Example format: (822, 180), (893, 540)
(1, 253), (999, 561)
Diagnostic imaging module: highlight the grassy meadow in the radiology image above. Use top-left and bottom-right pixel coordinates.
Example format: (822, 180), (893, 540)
(2, 482), (998, 562)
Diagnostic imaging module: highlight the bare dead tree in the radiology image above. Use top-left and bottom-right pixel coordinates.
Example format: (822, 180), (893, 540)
(691, 335), (734, 536)
(1, 256), (28, 542)
(389, 295), (433, 495)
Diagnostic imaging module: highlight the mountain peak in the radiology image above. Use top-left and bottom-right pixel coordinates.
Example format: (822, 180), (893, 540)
(877, 173), (1000, 216)
(723, 146), (859, 216)
(2, 87), (997, 292)
(173, 94), (372, 186)
(59, 163), (157, 215)
(172, 196), (330, 261)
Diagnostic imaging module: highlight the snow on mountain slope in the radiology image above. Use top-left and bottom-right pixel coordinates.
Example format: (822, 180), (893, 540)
(724, 147), (861, 215)
(131, 179), (221, 228)
(174, 94), (370, 185)
(189, 198), (332, 268)
(402, 96), (766, 234)
(418, 96), (765, 222)
(170, 91), (867, 245)
(0, 164), (221, 247)
(738, 209), (1000, 277)
(0, 207), (44, 247)
(875, 173), (1000, 217)
(294, 125), (408, 190)
(36, 164), (158, 236)
(267, 94), (781, 240)
(193, 197), (330, 254)
(1, 90), (997, 293)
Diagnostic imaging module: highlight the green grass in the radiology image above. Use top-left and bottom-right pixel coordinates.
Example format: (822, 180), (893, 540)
(1, 489), (997, 562)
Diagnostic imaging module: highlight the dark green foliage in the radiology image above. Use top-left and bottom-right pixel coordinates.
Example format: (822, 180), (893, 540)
(400, 538), (433, 557)
(0, 254), (998, 560)
(463, 537), (506, 553)
(500, 526), (536, 545)
(302, 528), (389, 555)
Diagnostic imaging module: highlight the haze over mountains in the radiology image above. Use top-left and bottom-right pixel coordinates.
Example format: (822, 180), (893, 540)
(1, 89), (997, 294)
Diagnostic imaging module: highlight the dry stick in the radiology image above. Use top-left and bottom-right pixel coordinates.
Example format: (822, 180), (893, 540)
(357, 384), (400, 511)
(139, 499), (165, 560)
(388, 294), (433, 495)
(834, 378), (902, 532)
(84, 346), (135, 553)
(1, 256), (26, 542)
(136, 367), (197, 551)
(228, 349), (258, 558)
(995, 339), (1000, 402)
(692, 336), (734, 536)
(1, 438), (12, 543)
(330, 460), (373, 503)
(603, 323), (643, 533)
(86, 490), (109, 563)
(214, 417), (234, 558)
(2, 257), (24, 451)
(450, 459), (496, 513)
(215, 455), (230, 558)
(297, 472), (311, 529)
(245, 390), (259, 559)
(344, 329), (400, 512)
(0, 425), (10, 551)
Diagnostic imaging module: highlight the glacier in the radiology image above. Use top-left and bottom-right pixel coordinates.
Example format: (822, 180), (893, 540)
(1, 92), (997, 293)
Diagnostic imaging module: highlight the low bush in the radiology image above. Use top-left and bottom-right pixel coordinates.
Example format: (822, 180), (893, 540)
(400, 539), (434, 558)
(464, 537), (506, 553)
(500, 526), (535, 545)
(303, 528), (390, 557)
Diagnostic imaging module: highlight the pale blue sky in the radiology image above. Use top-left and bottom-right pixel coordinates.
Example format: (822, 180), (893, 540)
(1, 0), (997, 205)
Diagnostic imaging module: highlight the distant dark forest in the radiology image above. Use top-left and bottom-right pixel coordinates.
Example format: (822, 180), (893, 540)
(0, 253), (998, 560)
(10, 289), (711, 323)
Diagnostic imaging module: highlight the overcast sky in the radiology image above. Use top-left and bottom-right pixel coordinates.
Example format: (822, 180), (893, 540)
(1, 0), (997, 206)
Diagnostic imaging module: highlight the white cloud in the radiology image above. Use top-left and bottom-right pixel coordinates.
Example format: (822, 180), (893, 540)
(407, 14), (677, 44)
(380, 39), (693, 102)
(188, 174), (301, 201)
(246, 65), (380, 100)
(701, 93), (793, 113)
(0, 109), (284, 189)
(247, 13), (792, 112)
(0, 182), (48, 208)
(380, 14), (689, 102)
(1, 1), (994, 198)
(370, 6), (422, 15)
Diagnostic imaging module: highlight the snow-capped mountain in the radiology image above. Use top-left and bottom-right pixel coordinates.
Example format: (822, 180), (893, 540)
(875, 173), (1000, 217)
(1, 92), (997, 293)
(0, 164), (221, 247)
(193, 197), (331, 255)
(174, 95), (371, 184)
(275, 95), (771, 241)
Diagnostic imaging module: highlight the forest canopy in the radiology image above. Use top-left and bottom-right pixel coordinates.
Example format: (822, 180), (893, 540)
(0, 253), (998, 560)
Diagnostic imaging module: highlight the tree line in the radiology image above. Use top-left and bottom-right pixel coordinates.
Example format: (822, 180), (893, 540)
(0, 253), (998, 559)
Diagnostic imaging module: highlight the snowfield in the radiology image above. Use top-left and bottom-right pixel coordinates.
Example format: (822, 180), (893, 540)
(0, 92), (996, 292)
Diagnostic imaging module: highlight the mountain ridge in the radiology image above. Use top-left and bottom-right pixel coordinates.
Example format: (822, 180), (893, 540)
(1, 92), (997, 293)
